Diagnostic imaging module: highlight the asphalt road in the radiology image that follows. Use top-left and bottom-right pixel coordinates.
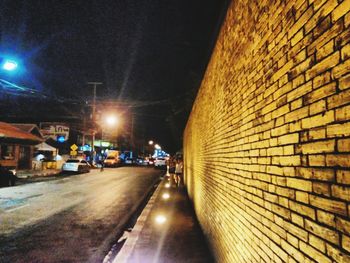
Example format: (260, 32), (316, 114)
(0, 167), (163, 263)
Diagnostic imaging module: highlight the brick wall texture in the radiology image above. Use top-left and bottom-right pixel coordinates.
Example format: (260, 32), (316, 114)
(184, 0), (350, 262)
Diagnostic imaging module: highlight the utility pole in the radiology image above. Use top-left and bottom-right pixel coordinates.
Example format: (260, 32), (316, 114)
(87, 82), (102, 164)
(82, 100), (88, 147)
(131, 113), (134, 151)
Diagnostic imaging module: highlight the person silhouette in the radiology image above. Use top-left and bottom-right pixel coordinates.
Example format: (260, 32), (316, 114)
(174, 159), (183, 187)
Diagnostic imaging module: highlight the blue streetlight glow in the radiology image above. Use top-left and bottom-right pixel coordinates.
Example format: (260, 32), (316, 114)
(57, 135), (66, 143)
(2, 59), (18, 71)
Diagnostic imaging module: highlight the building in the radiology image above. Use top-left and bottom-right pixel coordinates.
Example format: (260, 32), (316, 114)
(0, 122), (43, 169)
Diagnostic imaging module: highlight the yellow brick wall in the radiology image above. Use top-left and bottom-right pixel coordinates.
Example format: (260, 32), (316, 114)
(184, 1), (350, 262)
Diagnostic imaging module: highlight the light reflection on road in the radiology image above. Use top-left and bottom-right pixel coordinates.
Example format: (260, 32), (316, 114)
(0, 167), (162, 263)
(0, 167), (159, 235)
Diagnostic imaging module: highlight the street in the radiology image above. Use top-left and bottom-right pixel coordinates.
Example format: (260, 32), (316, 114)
(0, 167), (162, 263)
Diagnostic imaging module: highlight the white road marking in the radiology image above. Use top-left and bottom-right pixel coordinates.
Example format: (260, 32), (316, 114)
(6, 204), (30, 213)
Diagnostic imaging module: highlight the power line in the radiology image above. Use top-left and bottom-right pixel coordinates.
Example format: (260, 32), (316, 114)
(0, 78), (190, 110)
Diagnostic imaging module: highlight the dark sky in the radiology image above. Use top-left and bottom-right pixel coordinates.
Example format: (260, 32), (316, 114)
(0, 0), (227, 153)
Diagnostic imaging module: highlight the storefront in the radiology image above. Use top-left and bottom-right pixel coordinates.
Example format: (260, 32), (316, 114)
(33, 142), (58, 170)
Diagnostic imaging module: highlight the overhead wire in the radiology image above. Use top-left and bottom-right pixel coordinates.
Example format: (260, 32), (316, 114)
(0, 79), (180, 108)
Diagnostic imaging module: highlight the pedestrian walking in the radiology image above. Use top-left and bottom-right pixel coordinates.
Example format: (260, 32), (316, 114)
(174, 159), (183, 187)
(100, 156), (105, 172)
(168, 157), (176, 174)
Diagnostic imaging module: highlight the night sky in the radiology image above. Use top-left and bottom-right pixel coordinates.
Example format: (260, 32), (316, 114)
(0, 0), (228, 153)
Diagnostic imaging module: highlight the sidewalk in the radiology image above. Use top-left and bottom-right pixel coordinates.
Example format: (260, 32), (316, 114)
(113, 173), (215, 263)
(16, 169), (61, 179)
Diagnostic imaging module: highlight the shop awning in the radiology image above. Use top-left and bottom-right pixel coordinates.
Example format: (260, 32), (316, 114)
(35, 142), (57, 152)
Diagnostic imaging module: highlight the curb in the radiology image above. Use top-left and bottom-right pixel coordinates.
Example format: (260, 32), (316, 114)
(112, 178), (164, 263)
(16, 170), (61, 179)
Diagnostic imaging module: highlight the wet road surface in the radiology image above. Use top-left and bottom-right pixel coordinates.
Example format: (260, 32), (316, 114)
(0, 167), (162, 263)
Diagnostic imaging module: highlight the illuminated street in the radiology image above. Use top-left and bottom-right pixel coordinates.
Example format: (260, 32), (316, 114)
(0, 167), (162, 263)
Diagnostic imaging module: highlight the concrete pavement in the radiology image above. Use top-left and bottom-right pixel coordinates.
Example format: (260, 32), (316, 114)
(113, 173), (214, 263)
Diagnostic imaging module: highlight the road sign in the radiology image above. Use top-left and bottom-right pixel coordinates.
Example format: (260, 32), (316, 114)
(70, 150), (77, 156)
(70, 144), (78, 151)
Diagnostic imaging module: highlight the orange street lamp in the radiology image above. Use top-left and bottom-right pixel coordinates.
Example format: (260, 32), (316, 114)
(105, 115), (119, 126)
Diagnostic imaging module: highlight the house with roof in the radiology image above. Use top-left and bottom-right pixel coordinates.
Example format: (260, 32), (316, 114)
(11, 123), (44, 139)
(0, 122), (43, 169)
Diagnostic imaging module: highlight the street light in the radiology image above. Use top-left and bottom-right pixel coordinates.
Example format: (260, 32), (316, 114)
(99, 113), (121, 151)
(105, 115), (119, 127)
(2, 59), (18, 71)
(148, 140), (154, 145)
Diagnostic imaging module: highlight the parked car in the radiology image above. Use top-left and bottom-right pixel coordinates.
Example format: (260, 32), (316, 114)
(154, 157), (166, 168)
(0, 166), (17, 187)
(136, 158), (148, 165)
(147, 158), (155, 166)
(62, 158), (90, 173)
(124, 157), (134, 165)
(104, 156), (121, 167)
